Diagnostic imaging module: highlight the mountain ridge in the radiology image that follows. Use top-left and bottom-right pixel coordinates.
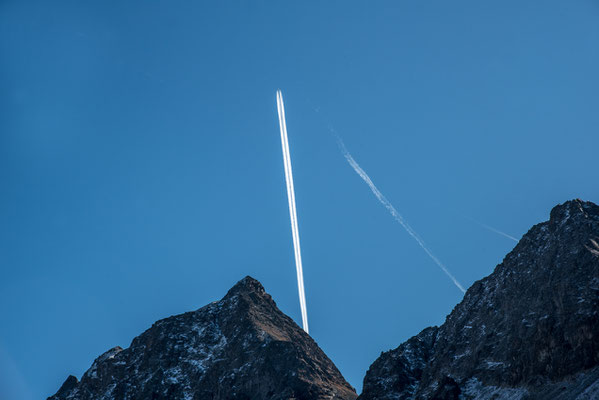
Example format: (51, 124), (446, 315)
(359, 199), (599, 399)
(49, 276), (357, 400)
(49, 199), (599, 400)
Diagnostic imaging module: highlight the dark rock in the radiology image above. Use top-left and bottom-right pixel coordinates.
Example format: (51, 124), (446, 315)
(359, 199), (599, 399)
(359, 327), (438, 400)
(429, 376), (460, 400)
(52, 375), (78, 399)
(48, 276), (357, 400)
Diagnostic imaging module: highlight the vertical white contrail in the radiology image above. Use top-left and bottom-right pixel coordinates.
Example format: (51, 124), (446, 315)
(337, 137), (466, 294)
(276, 90), (309, 333)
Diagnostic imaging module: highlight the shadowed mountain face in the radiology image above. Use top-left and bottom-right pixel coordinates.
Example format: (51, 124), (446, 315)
(359, 199), (599, 400)
(48, 199), (599, 400)
(49, 276), (357, 400)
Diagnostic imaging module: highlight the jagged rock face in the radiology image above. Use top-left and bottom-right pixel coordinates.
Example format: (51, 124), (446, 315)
(360, 327), (438, 400)
(360, 199), (599, 400)
(49, 276), (357, 400)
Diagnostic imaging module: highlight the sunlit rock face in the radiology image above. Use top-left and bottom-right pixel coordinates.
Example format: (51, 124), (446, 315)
(360, 199), (599, 400)
(48, 276), (357, 400)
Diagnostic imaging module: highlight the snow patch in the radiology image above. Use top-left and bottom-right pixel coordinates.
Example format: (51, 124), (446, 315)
(461, 377), (528, 400)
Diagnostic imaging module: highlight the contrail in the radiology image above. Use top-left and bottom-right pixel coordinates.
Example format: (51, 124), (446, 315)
(276, 90), (309, 333)
(464, 216), (519, 242)
(336, 136), (466, 294)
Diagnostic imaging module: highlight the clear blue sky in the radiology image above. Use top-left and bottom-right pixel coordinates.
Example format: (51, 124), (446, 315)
(1, 1), (598, 398)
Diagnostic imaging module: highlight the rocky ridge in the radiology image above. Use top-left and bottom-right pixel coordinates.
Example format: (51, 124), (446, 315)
(359, 199), (599, 400)
(49, 276), (357, 400)
(49, 199), (599, 400)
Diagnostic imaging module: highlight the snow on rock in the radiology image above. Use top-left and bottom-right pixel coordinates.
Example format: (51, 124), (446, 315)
(48, 276), (357, 400)
(360, 199), (599, 400)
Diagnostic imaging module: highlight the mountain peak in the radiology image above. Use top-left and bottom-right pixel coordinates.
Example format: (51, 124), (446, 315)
(360, 199), (599, 400)
(49, 275), (356, 400)
(549, 199), (599, 227)
(224, 275), (268, 298)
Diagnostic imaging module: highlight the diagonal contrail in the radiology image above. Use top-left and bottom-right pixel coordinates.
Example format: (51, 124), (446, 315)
(276, 90), (309, 333)
(464, 216), (519, 242)
(336, 136), (466, 294)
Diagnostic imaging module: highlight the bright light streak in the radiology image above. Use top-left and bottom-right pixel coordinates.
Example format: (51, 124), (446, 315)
(337, 136), (466, 294)
(276, 90), (309, 333)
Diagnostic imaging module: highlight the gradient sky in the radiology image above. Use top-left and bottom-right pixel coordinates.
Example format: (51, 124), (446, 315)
(1, 1), (598, 398)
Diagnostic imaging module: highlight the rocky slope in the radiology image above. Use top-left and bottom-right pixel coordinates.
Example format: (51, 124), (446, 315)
(359, 199), (599, 400)
(49, 276), (357, 400)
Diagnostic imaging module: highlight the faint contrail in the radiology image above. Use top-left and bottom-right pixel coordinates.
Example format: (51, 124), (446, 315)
(464, 216), (519, 242)
(276, 90), (309, 333)
(336, 136), (466, 294)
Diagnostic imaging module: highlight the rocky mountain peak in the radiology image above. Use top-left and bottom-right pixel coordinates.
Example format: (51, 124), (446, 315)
(49, 276), (356, 400)
(222, 275), (272, 305)
(360, 198), (599, 400)
(48, 199), (599, 400)
(226, 275), (266, 293)
(548, 199), (598, 227)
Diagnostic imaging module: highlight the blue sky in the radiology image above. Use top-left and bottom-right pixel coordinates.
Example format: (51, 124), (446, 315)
(1, 1), (598, 398)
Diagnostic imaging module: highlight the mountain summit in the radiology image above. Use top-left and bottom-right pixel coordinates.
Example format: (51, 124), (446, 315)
(49, 276), (357, 400)
(359, 199), (599, 399)
(49, 199), (599, 400)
